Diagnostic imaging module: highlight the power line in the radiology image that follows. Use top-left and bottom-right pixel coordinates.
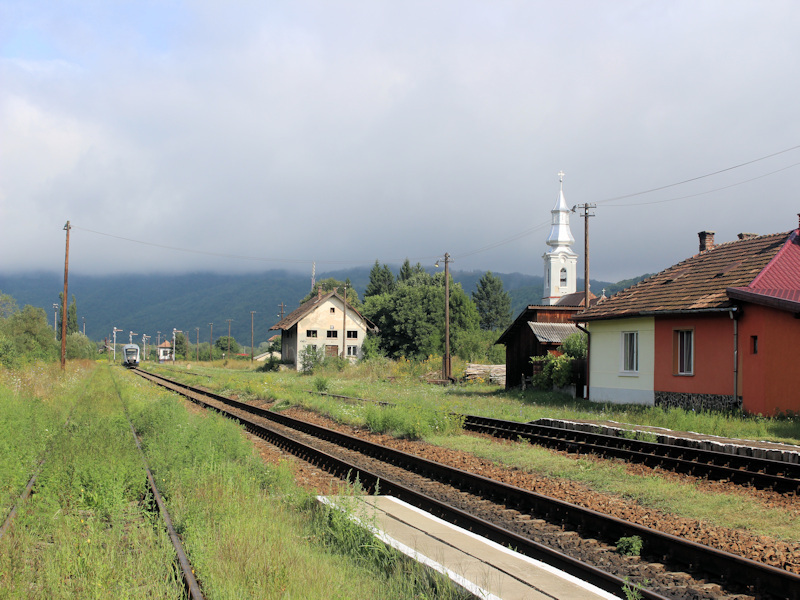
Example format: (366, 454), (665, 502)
(603, 161), (800, 207)
(595, 143), (800, 204)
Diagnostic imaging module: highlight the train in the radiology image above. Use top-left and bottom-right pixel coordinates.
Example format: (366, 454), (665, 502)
(122, 343), (140, 368)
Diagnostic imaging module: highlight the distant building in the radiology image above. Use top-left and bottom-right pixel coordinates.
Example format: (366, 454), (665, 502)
(270, 289), (377, 370)
(157, 340), (172, 362)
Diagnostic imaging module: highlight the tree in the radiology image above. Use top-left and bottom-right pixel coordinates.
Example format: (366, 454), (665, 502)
(397, 258), (426, 283)
(68, 295), (78, 335)
(174, 332), (188, 358)
(472, 271), (512, 331)
(215, 336), (240, 354)
(2, 305), (59, 364)
(362, 271), (480, 361)
(364, 260), (395, 298)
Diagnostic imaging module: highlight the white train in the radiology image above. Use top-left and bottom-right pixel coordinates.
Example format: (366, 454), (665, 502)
(122, 343), (140, 368)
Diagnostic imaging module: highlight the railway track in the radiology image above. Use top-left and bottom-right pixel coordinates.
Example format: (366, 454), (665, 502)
(461, 415), (800, 494)
(134, 368), (800, 600)
(310, 390), (800, 494)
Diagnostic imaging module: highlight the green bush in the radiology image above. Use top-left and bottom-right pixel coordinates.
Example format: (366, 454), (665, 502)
(299, 345), (323, 374)
(616, 535), (643, 556)
(560, 332), (587, 359)
(530, 353), (574, 389)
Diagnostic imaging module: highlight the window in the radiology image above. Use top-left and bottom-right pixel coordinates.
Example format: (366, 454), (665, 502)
(330, 307), (335, 314)
(751, 335), (758, 355)
(347, 345), (358, 356)
(306, 330), (317, 338)
(560, 268), (567, 287)
(674, 329), (693, 375)
(326, 330), (338, 338)
(622, 331), (638, 373)
(347, 330), (358, 339)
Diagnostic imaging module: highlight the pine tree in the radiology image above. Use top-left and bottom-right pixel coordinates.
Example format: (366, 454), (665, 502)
(472, 271), (512, 331)
(67, 295), (78, 335)
(365, 260), (395, 298)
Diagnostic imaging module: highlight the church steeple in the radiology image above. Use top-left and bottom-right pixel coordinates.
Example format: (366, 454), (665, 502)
(542, 171), (578, 305)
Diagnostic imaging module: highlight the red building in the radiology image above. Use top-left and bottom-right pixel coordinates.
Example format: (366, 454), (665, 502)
(577, 222), (800, 416)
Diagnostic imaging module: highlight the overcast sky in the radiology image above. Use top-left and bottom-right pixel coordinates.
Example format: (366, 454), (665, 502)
(2, 1), (799, 282)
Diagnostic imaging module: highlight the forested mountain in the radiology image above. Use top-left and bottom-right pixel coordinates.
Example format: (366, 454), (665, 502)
(0, 268), (640, 345)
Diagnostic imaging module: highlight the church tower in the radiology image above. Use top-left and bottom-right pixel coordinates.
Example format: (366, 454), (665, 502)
(542, 171), (578, 304)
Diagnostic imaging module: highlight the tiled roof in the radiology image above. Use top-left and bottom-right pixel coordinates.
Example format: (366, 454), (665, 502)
(270, 290), (374, 331)
(576, 231), (791, 321)
(527, 322), (580, 344)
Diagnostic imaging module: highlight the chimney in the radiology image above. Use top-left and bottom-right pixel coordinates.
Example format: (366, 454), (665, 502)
(737, 232), (757, 240)
(698, 230), (716, 252)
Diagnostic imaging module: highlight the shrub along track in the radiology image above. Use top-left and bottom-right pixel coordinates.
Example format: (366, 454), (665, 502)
(135, 369), (800, 600)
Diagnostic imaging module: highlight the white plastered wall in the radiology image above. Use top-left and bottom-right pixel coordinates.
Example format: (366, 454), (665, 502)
(294, 296), (370, 370)
(588, 317), (655, 405)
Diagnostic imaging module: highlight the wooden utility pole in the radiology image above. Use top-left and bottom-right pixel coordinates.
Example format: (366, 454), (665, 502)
(341, 285), (347, 358)
(278, 302), (285, 321)
(226, 318), (233, 356)
(250, 311), (255, 361)
(208, 323), (213, 361)
(436, 253), (452, 381)
(576, 204), (596, 310)
(60, 221), (71, 370)
(195, 327), (200, 362)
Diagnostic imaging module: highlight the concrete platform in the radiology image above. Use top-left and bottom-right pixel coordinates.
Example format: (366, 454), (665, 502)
(318, 495), (618, 600)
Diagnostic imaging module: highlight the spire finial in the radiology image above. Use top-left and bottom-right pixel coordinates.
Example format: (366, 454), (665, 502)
(558, 170), (564, 186)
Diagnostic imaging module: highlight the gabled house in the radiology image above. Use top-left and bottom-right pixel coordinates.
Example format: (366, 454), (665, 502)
(575, 223), (800, 416)
(270, 289), (377, 370)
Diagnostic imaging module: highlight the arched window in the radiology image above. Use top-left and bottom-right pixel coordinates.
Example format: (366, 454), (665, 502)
(560, 268), (567, 287)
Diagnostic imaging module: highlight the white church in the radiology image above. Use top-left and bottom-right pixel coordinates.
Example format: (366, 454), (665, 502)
(541, 171), (579, 305)
(495, 172), (594, 389)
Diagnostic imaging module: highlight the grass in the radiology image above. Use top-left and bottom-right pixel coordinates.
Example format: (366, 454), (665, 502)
(0, 362), (184, 599)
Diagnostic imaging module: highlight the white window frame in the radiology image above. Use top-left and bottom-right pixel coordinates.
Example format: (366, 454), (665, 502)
(346, 345), (358, 357)
(675, 329), (694, 375)
(621, 331), (639, 374)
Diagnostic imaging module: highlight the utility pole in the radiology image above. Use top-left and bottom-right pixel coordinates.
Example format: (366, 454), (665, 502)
(53, 304), (58, 340)
(60, 221), (71, 370)
(574, 203), (597, 309)
(195, 327), (200, 362)
(341, 285), (347, 358)
(278, 302), (285, 321)
(574, 202), (597, 402)
(250, 311), (255, 362)
(82, 316), (85, 336)
(142, 334), (149, 361)
(208, 323), (213, 361)
(113, 327), (123, 362)
(226, 318), (233, 356)
(435, 253), (452, 381)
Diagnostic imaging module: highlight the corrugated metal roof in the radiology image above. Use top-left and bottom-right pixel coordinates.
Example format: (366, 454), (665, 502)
(527, 322), (580, 344)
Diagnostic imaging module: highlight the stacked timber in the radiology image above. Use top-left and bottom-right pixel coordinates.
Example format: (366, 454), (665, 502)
(464, 364), (506, 386)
